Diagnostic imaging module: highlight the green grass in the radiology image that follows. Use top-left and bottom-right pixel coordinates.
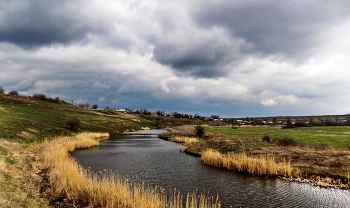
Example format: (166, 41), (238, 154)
(0, 147), (17, 164)
(0, 95), (156, 143)
(208, 126), (350, 149)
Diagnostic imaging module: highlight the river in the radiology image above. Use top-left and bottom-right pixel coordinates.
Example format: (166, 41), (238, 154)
(70, 129), (350, 208)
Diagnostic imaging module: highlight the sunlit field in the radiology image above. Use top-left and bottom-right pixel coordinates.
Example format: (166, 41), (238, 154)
(208, 126), (350, 149)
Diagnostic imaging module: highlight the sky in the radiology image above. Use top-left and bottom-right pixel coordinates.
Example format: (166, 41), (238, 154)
(1, 0), (350, 118)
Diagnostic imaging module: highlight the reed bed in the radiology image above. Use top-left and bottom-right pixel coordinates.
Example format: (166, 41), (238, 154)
(169, 136), (199, 146)
(201, 149), (292, 177)
(37, 133), (220, 208)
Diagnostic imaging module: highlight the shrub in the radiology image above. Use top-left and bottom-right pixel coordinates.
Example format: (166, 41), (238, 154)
(262, 135), (271, 143)
(54, 97), (61, 103)
(91, 104), (98, 109)
(294, 121), (309, 127)
(78, 103), (90, 109)
(277, 138), (298, 146)
(0, 86), (4, 94)
(8, 91), (19, 96)
(194, 124), (206, 139)
(33, 94), (47, 100)
(66, 116), (81, 131)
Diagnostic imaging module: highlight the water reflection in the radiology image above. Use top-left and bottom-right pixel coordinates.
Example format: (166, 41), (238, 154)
(70, 129), (350, 208)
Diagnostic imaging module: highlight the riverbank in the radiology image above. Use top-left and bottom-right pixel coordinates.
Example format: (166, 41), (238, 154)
(160, 125), (350, 189)
(0, 94), (214, 207)
(35, 133), (221, 207)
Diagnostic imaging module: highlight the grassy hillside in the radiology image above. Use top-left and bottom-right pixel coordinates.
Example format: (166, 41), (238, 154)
(0, 94), (156, 143)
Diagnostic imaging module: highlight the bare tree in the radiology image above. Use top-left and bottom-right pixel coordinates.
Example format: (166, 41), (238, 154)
(8, 91), (19, 96)
(0, 86), (5, 94)
(33, 94), (47, 100)
(194, 124), (206, 139)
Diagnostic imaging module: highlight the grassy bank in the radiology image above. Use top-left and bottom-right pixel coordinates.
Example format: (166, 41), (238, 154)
(164, 125), (350, 189)
(168, 136), (199, 146)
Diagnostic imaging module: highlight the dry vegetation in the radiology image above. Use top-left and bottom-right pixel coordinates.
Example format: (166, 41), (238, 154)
(164, 125), (350, 189)
(168, 136), (199, 146)
(0, 140), (48, 208)
(30, 133), (220, 208)
(201, 149), (292, 177)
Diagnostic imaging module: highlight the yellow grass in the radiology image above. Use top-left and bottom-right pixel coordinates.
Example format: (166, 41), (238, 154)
(169, 136), (199, 146)
(201, 149), (292, 177)
(36, 133), (220, 208)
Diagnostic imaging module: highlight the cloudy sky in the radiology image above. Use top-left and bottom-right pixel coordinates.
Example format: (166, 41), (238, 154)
(1, 0), (350, 117)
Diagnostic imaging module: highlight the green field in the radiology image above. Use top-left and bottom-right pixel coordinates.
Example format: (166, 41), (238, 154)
(208, 126), (350, 149)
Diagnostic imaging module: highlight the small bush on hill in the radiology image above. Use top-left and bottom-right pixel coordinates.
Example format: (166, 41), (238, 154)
(33, 94), (47, 100)
(194, 124), (206, 139)
(54, 97), (61, 103)
(0, 86), (4, 94)
(91, 104), (98, 109)
(66, 116), (81, 131)
(8, 91), (19, 96)
(277, 138), (298, 146)
(78, 103), (90, 109)
(262, 135), (271, 143)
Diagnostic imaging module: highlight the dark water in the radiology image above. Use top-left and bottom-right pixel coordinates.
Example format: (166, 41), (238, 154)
(70, 129), (350, 208)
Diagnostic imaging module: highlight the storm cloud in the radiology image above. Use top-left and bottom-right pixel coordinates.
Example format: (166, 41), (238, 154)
(0, 0), (107, 48)
(192, 0), (350, 59)
(1, 0), (350, 117)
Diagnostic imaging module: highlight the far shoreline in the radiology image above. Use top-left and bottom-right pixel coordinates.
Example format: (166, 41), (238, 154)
(160, 125), (350, 190)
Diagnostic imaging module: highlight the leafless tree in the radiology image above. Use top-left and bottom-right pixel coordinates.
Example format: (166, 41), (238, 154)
(194, 124), (206, 139)
(0, 86), (5, 94)
(8, 91), (19, 96)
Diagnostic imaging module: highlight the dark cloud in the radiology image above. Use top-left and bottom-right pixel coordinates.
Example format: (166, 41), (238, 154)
(152, 30), (242, 78)
(0, 0), (105, 48)
(192, 0), (350, 59)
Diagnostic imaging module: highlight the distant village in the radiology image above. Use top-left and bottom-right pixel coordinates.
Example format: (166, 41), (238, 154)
(105, 107), (350, 127)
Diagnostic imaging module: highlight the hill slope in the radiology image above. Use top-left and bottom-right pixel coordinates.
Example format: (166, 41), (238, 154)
(0, 95), (156, 142)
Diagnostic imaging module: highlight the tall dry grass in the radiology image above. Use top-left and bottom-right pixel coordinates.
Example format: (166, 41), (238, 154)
(169, 136), (199, 146)
(37, 133), (220, 208)
(201, 149), (292, 177)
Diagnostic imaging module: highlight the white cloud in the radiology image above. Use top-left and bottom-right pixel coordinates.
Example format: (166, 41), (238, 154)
(261, 99), (277, 106)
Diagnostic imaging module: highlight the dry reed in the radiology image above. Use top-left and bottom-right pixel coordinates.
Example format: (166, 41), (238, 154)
(201, 149), (292, 177)
(169, 136), (199, 146)
(37, 133), (220, 208)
